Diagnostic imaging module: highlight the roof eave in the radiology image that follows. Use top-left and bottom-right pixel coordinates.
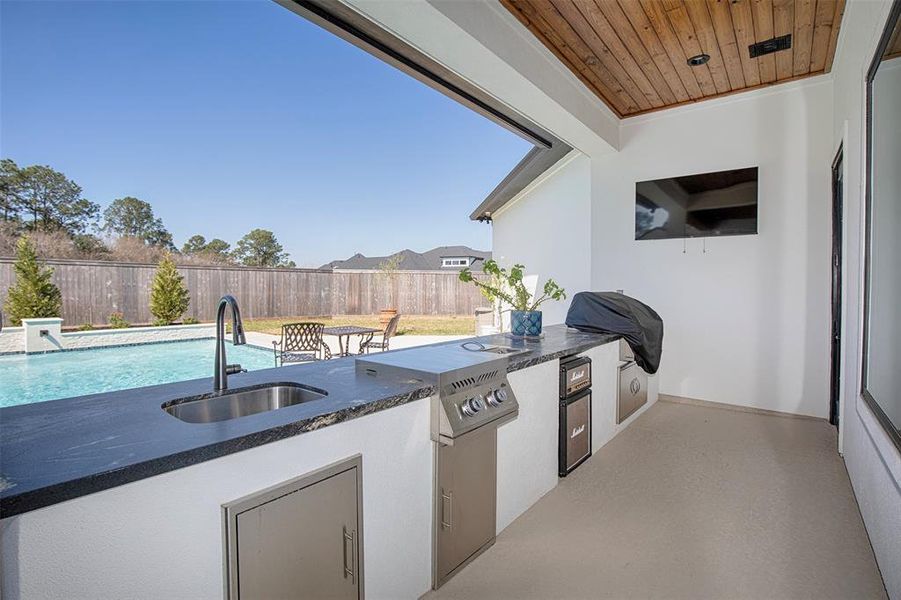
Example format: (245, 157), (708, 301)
(470, 144), (573, 221)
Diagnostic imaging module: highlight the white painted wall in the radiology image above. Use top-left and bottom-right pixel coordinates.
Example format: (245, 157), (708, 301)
(590, 79), (834, 419)
(1, 399), (434, 600)
(492, 153), (592, 326)
(489, 74), (834, 419)
(829, 1), (901, 596)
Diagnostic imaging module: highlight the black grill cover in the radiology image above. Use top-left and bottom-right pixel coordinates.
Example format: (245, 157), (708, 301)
(565, 292), (664, 374)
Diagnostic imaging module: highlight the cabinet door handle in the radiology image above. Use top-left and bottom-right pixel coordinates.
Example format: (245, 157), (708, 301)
(441, 491), (453, 529)
(343, 527), (356, 584)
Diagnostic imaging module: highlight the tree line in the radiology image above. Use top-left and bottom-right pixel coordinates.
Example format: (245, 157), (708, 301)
(1, 159), (295, 268)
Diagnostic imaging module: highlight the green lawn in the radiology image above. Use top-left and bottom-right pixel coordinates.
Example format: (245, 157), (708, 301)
(243, 314), (475, 336)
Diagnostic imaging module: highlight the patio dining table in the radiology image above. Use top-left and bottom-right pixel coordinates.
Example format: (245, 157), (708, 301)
(322, 325), (382, 357)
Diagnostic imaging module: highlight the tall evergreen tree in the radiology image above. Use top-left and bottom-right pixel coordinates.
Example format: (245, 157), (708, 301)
(201, 238), (231, 261)
(233, 228), (292, 267)
(181, 234), (208, 255)
(103, 196), (174, 249)
(149, 253), (190, 325)
(3, 235), (62, 325)
(15, 164), (99, 234)
(0, 159), (23, 223)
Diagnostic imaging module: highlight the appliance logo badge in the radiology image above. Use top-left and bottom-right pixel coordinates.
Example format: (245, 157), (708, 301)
(570, 370), (586, 383)
(570, 424), (585, 439)
(630, 378), (641, 395)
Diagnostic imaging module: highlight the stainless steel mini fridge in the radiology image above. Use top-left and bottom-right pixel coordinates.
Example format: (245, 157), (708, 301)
(559, 356), (592, 477)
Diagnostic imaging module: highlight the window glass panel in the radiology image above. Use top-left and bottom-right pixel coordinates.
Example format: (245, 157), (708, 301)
(864, 6), (901, 447)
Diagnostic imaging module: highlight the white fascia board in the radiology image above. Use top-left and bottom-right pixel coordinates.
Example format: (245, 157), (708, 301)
(341, 0), (619, 156)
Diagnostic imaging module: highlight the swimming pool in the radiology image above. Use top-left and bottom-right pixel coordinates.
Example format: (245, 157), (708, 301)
(0, 339), (276, 408)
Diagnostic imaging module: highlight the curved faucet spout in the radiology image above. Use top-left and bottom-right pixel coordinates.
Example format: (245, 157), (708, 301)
(214, 295), (246, 391)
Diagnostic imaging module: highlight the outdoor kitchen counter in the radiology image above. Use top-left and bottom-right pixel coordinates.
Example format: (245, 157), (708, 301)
(0, 324), (618, 517)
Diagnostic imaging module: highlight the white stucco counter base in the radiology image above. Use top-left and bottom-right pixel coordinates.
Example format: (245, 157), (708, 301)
(0, 336), (655, 600)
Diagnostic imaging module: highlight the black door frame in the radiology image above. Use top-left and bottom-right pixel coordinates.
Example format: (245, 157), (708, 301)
(829, 145), (843, 427)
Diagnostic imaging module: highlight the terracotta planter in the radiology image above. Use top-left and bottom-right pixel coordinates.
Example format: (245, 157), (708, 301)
(379, 309), (398, 328)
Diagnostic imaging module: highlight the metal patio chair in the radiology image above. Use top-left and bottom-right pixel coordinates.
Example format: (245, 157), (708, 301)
(272, 322), (332, 366)
(359, 313), (401, 354)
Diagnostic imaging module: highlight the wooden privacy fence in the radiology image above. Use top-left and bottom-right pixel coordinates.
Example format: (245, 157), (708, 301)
(0, 258), (486, 326)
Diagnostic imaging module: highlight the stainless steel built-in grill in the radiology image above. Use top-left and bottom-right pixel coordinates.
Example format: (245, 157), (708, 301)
(356, 343), (524, 588)
(356, 343), (522, 444)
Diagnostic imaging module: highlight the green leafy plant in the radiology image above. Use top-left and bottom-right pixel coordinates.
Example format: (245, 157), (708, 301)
(182, 316), (200, 325)
(108, 311), (129, 329)
(76, 323), (94, 331)
(459, 259), (566, 312)
(149, 253), (190, 325)
(3, 235), (62, 325)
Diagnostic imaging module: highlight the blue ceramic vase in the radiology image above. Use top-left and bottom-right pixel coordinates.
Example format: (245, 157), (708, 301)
(511, 310), (542, 337)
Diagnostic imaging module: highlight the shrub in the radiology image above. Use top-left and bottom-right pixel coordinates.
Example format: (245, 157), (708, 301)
(0, 221), (20, 256)
(25, 230), (81, 259)
(76, 323), (94, 331)
(108, 236), (166, 264)
(3, 235), (62, 325)
(149, 253), (190, 325)
(182, 316), (200, 325)
(108, 312), (129, 329)
(72, 234), (109, 258)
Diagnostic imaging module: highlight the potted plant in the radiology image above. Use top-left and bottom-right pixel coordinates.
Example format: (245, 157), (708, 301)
(377, 252), (404, 327)
(459, 260), (566, 337)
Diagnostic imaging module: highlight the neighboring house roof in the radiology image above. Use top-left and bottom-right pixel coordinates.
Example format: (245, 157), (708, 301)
(321, 246), (491, 271)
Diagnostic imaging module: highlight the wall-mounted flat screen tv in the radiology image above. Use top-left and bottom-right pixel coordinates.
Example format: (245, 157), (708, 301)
(635, 167), (758, 240)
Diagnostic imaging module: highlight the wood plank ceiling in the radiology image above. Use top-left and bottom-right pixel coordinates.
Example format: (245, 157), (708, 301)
(501, 0), (846, 117)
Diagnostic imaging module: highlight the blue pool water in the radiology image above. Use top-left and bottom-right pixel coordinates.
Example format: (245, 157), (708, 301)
(0, 339), (276, 408)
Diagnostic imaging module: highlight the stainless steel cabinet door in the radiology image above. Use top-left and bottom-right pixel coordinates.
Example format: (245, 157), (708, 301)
(231, 465), (361, 600)
(436, 426), (496, 585)
(617, 362), (648, 424)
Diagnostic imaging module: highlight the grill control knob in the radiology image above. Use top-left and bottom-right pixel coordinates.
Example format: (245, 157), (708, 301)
(486, 389), (505, 407)
(462, 395), (484, 417)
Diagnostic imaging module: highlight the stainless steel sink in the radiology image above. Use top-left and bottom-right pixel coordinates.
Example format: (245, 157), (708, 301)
(163, 383), (327, 424)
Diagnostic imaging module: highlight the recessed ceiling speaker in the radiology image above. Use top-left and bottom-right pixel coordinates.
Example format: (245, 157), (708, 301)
(749, 34), (793, 58)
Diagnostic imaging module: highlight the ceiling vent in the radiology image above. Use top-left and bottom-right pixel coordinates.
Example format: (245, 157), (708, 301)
(749, 34), (792, 58)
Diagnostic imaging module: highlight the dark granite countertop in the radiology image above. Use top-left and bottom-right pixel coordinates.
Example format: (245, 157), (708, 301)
(0, 325), (617, 517)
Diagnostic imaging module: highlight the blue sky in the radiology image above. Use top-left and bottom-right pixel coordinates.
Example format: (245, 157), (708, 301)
(0, 0), (531, 267)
